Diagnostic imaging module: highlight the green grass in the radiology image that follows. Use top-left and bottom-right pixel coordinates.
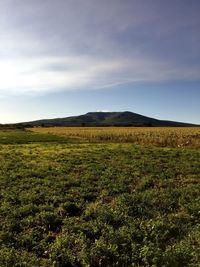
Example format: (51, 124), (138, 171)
(0, 129), (199, 266)
(0, 129), (70, 144)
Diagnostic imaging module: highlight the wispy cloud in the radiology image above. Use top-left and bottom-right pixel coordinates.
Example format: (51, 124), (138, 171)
(0, 0), (200, 96)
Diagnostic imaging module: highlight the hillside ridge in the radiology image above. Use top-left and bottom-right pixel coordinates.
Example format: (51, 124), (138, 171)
(11, 111), (199, 127)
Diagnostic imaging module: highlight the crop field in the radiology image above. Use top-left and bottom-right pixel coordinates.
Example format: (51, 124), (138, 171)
(30, 127), (200, 148)
(0, 127), (200, 266)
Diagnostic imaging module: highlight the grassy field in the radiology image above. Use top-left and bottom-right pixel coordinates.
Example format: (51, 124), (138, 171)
(0, 127), (200, 266)
(0, 129), (69, 144)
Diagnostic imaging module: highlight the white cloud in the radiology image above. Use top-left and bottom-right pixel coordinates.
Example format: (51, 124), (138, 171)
(96, 110), (110, 112)
(0, 56), (128, 95)
(0, 0), (200, 97)
(0, 53), (200, 97)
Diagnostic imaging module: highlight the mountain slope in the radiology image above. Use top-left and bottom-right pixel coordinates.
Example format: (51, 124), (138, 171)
(15, 111), (198, 127)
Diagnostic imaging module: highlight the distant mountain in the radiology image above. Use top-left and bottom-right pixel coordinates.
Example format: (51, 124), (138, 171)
(14, 111), (199, 127)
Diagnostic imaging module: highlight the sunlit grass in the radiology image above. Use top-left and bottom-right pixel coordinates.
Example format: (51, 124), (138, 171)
(0, 129), (199, 266)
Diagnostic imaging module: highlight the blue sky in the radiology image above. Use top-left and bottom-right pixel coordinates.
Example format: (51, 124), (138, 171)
(0, 0), (200, 123)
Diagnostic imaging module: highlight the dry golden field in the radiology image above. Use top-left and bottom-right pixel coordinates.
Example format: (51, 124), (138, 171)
(29, 127), (200, 148)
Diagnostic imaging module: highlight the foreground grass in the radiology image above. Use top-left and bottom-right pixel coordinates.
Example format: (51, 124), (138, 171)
(30, 127), (200, 148)
(0, 128), (200, 266)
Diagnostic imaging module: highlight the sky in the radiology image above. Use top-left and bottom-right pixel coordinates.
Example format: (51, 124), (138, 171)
(0, 0), (200, 124)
